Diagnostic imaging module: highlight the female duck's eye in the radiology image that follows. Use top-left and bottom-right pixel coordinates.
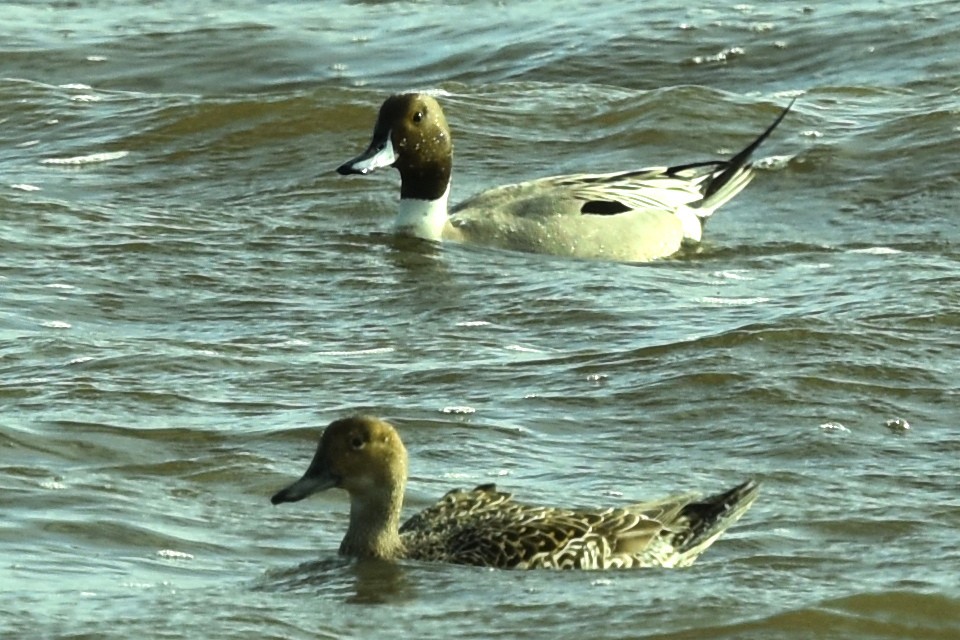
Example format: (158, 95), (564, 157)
(350, 436), (365, 450)
(412, 111), (423, 123)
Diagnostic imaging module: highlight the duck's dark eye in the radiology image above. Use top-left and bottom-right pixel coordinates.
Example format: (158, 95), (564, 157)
(412, 111), (424, 123)
(350, 435), (365, 450)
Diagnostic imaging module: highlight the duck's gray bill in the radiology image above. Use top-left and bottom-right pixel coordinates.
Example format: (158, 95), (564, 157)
(271, 471), (338, 505)
(336, 135), (396, 175)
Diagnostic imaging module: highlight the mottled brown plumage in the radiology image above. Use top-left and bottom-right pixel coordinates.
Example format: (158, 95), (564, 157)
(271, 416), (759, 569)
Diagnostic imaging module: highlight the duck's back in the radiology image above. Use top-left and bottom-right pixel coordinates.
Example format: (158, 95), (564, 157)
(446, 170), (713, 262)
(399, 484), (607, 568)
(397, 482), (757, 569)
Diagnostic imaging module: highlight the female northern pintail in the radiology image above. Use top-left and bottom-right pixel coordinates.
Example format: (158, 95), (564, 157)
(271, 416), (759, 569)
(337, 93), (793, 262)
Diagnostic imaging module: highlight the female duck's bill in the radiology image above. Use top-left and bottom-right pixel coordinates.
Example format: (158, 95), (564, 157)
(271, 415), (760, 569)
(336, 94), (793, 263)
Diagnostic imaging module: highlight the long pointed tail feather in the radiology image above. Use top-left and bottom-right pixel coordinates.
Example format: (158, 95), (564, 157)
(670, 99), (794, 220)
(704, 99), (795, 201)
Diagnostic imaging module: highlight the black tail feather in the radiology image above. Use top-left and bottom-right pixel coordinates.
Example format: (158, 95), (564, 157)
(676, 479), (760, 554)
(701, 99), (795, 200)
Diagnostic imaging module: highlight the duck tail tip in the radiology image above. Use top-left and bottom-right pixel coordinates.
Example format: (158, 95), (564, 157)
(702, 98), (795, 202)
(674, 478), (761, 561)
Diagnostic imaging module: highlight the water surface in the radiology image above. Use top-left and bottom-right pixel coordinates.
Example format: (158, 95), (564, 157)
(2, 1), (959, 638)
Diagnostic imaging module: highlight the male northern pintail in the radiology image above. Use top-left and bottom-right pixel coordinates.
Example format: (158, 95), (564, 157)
(271, 415), (759, 569)
(337, 93), (793, 262)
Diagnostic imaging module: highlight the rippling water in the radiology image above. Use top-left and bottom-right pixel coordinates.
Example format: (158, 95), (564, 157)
(2, 1), (959, 638)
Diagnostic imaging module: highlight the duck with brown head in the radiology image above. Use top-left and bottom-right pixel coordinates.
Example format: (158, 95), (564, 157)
(336, 93), (793, 262)
(271, 416), (760, 569)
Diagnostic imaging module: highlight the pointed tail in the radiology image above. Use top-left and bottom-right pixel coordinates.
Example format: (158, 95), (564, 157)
(670, 99), (794, 218)
(673, 479), (760, 565)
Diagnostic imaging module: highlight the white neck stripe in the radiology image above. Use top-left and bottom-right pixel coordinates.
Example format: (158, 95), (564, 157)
(394, 183), (451, 241)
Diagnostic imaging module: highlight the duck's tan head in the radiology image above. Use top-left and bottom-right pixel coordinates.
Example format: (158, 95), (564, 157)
(336, 93), (453, 201)
(271, 415), (408, 505)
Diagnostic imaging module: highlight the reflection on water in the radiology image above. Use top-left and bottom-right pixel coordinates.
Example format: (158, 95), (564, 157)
(259, 556), (415, 605)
